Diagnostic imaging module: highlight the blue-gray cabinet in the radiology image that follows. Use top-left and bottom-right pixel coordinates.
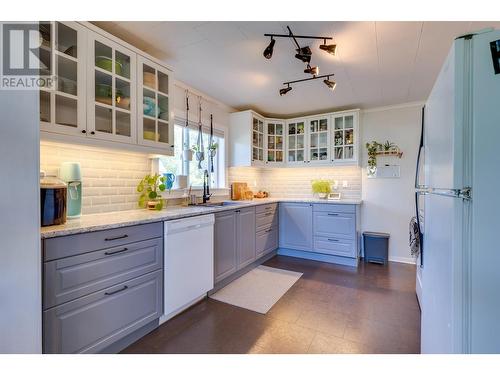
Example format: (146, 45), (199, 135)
(279, 203), (313, 250)
(236, 207), (257, 269)
(214, 210), (238, 283)
(256, 203), (279, 257)
(42, 222), (163, 353)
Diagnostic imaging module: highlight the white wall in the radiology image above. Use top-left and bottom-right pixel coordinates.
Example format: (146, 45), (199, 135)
(361, 103), (423, 264)
(0, 88), (42, 353)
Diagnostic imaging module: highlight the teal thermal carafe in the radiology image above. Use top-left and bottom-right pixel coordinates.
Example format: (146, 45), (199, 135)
(59, 162), (82, 218)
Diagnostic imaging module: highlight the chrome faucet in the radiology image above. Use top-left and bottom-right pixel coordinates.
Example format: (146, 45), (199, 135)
(203, 170), (212, 203)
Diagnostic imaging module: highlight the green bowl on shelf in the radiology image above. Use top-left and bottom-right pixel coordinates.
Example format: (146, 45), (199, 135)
(96, 56), (122, 75)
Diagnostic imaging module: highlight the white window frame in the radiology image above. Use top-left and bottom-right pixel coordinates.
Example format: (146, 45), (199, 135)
(157, 121), (225, 189)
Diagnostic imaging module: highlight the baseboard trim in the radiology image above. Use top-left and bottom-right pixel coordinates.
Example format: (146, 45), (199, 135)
(277, 248), (359, 267)
(389, 256), (416, 265)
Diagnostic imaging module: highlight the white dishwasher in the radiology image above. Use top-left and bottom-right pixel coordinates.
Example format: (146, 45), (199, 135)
(160, 214), (215, 323)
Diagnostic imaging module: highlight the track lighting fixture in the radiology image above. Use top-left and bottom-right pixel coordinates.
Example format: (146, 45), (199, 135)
(279, 85), (292, 96)
(263, 37), (275, 59)
(304, 64), (319, 76)
(295, 46), (312, 63)
(279, 74), (335, 96)
(319, 39), (337, 55)
(323, 77), (336, 90)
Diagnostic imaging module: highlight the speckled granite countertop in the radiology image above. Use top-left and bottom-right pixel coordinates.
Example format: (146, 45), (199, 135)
(40, 198), (362, 239)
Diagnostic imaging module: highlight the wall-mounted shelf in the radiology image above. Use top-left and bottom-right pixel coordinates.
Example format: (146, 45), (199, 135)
(375, 150), (403, 158)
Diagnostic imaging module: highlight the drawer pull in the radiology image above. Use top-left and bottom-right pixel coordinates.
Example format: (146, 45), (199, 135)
(264, 212), (273, 216)
(104, 285), (128, 296)
(265, 229), (273, 233)
(104, 234), (129, 241)
(104, 247), (128, 256)
(327, 213), (339, 216)
(327, 238), (339, 242)
(265, 206), (273, 210)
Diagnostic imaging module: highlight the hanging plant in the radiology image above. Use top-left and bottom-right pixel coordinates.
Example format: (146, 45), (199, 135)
(366, 141), (382, 176)
(208, 114), (217, 173)
(195, 96), (205, 169)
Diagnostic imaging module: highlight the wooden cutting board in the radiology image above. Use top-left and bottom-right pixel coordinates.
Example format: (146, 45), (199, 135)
(231, 182), (248, 200)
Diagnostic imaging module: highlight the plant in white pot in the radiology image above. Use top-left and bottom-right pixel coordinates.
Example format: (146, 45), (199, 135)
(311, 180), (332, 199)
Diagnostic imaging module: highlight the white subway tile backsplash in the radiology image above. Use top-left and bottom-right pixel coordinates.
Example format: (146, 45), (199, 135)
(40, 141), (151, 214)
(228, 165), (362, 199)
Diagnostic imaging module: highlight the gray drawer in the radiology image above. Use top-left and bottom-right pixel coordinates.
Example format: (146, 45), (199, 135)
(44, 238), (163, 309)
(256, 210), (278, 232)
(313, 211), (355, 239)
(44, 222), (163, 261)
(313, 236), (356, 258)
(43, 270), (162, 354)
(256, 203), (277, 214)
(313, 204), (356, 214)
(256, 227), (278, 257)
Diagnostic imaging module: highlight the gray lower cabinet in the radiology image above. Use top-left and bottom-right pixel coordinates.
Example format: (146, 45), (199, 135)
(279, 203), (313, 251)
(43, 270), (162, 354)
(256, 227), (278, 257)
(236, 207), (256, 269)
(214, 210), (238, 283)
(312, 204), (358, 258)
(214, 207), (258, 283)
(42, 222), (164, 353)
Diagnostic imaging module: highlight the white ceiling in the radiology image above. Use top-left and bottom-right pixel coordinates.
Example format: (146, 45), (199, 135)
(95, 21), (500, 117)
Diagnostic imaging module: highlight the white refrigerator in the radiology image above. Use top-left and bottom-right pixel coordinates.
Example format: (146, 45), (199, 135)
(417, 29), (500, 353)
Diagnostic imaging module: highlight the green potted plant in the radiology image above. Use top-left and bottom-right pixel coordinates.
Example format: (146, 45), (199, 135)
(311, 180), (332, 199)
(366, 141), (382, 176)
(137, 174), (166, 211)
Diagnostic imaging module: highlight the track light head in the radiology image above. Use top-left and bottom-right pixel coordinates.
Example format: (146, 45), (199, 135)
(279, 85), (292, 96)
(263, 37), (275, 59)
(319, 40), (337, 55)
(295, 46), (312, 63)
(323, 78), (336, 91)
(304, 65), (319, 76)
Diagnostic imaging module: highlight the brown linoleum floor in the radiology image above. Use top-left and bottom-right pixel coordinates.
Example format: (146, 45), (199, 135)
(121, 255), (421, 354)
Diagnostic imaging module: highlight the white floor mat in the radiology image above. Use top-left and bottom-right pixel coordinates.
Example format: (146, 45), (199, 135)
(210, 265), (303, 314)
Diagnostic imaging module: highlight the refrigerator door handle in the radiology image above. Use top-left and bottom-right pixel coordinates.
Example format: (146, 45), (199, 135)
(426, 187), (472, 200)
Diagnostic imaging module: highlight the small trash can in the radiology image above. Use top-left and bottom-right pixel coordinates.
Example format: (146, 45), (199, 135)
(363, 231), (390, 265)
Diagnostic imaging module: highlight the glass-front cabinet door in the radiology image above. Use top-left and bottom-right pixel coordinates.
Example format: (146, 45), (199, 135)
(286, 119), (306, 164)
(87, 32), (136, 144)
(252, 116), (265, 163)
(265, 121), (284, 165)
(308, 116), (330, 164)
(137, 56), (173, 153)
(332, 111), (359, 163)
(39, 22), (86, 136)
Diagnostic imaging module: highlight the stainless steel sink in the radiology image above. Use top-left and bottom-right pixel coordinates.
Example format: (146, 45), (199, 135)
(195, 201), (242, 208)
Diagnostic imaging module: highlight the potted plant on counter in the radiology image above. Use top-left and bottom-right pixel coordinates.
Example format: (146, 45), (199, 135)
(311, 180), (332, 199)
(137, 174), (166, 211)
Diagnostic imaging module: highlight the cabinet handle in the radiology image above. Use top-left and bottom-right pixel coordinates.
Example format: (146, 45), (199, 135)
(81, 130), (86, 134)
(264, 212), (273, 216)
(105, 285), (128, 296)
(90, 131), (95, 135)
(104, 234), (129, 241)
(327, 213), (339, 216)
(265, 229), (273, 233)
(104, 247), (128, 256)
(327, 238), (339, 242)
(265, 206), (273, 210)
(235, 209), (240, 213)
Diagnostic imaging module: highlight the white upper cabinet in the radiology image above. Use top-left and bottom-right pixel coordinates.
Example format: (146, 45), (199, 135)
(307, 115), (330, 165)
(137, 56), (174, 154)
(230, 109), (360, 168)
(331, 110), (359, 164)
(39, 22), (87, 136)
(252, 115), (265, 164)
(87, 31), (137, 144)
(286, 119), (306, 165)
(40, 22), (174, 155)
(265, 120), (285, 166)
